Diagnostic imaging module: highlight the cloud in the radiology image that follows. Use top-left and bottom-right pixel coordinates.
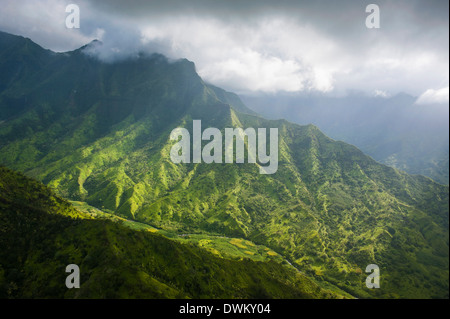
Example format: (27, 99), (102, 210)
(140, 17), (337, 93)
(0, 0), (97, 51)
(0, 0), (448, 96)
(374, 90), (390, 98)
(415, 87), (449, 105)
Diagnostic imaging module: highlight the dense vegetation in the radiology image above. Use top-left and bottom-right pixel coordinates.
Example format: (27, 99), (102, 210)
(0, 166), (343, 298)
(241, 93), (449, 185)
(0, 31), (448, 298)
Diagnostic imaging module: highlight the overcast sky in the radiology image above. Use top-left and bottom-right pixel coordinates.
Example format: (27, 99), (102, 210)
(0, 0), (448, 102)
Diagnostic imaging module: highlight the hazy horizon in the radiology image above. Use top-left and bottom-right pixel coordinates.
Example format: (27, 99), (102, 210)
(0, 0), (448, 102)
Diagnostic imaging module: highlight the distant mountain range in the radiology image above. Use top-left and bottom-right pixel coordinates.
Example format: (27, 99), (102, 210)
(241, 92), (449, 185)
(0, 31), (448, 298)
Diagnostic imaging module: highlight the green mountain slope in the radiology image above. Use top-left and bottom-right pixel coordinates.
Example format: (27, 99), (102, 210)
(0, 166), (342, 298)
(241, 93), (449, 185)
(0, 31), (448, 298)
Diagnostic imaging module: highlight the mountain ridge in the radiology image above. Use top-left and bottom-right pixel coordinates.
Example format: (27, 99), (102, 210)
(1, 165), (344, 299)
(241, 92), (449, 185)
(0, 31), (448, 298)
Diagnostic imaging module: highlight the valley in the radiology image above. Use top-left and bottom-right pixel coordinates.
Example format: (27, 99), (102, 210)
(0, 31), (448, 299)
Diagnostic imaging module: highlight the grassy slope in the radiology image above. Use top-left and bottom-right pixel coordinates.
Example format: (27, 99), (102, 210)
(240, 93), (449, 185)
(0, 32), (448, 298)
(0, 166), (344, 299)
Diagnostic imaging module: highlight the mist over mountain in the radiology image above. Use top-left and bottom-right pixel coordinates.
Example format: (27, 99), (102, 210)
(241, 92), (449, 185)
(0, 31), (448, 299)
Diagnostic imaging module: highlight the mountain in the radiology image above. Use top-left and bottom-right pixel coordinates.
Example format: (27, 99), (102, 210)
(241, 92), (449, 185)
(0, 166), (342, 298)
(0, 31), (448, 298)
